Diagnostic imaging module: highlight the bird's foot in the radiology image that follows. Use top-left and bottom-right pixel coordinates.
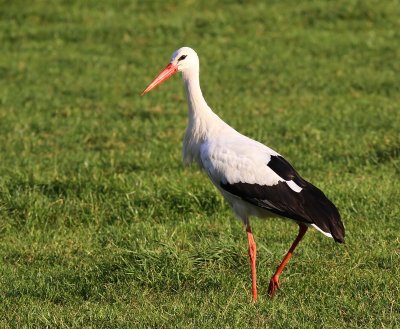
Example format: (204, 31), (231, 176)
(268, 275), (280, 298)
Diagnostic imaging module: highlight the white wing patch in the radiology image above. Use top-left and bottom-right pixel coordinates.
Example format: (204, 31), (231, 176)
(200, 137), (281, 187)
(286, 180), (303, 193)
(200, 137), (304, 194)
(311, 224), (333, 238)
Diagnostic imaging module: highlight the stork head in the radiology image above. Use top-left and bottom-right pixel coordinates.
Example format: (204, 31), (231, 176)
(170, 47), (199, 72)
(141, 47), (199, 95)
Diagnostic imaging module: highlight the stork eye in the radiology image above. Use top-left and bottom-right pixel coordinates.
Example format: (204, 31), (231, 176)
(178, 55), (187, 61)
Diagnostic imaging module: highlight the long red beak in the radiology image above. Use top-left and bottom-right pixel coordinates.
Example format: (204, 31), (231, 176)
(141, 63), (178, 95)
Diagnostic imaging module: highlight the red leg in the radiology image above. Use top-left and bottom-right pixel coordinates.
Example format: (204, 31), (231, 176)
(268, 224), (308, 298)
(246, 224), (257, 302)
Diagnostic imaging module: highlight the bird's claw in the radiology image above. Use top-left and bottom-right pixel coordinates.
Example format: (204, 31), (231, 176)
(268, 275), (280, 298)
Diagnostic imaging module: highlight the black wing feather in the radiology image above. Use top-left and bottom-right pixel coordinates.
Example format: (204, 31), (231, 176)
(267, 155), (307, 187)
(221, 155), (345, 243)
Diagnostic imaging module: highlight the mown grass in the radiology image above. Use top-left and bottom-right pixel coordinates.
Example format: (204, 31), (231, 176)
(0, 0), (399, 327)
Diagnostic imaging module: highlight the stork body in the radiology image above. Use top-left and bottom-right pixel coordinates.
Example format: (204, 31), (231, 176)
(142, 47), (345, 301)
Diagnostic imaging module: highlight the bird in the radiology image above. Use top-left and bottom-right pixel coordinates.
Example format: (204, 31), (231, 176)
(141, 47), (345, 301)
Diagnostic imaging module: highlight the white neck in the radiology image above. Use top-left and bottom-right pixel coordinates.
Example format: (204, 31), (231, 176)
(181, 67), (226, 166)
(182, 68), (209, 117)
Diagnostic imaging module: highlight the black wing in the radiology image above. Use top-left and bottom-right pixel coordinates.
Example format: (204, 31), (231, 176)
(221, 155), (345, 243)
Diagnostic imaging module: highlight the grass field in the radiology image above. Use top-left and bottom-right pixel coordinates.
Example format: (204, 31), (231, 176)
(0, 0), (399, 327)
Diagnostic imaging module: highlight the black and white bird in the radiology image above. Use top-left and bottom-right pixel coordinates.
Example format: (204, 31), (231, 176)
(142, 47), (345, 301)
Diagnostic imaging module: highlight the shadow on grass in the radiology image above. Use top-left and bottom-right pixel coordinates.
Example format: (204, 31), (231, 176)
(131, 187), (223, 220)
(5, 179), (122, 200)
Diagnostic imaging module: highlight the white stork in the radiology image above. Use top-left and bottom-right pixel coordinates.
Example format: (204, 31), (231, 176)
(141, 47), (345, 301)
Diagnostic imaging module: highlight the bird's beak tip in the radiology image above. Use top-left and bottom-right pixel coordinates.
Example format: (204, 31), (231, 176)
(141, 63), (177, 96)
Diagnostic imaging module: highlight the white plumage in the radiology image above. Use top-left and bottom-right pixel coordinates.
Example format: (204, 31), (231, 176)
(142, 46), (345, 301)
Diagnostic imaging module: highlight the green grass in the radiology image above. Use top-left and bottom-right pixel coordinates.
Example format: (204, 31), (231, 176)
(0, 0), (399, 327)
